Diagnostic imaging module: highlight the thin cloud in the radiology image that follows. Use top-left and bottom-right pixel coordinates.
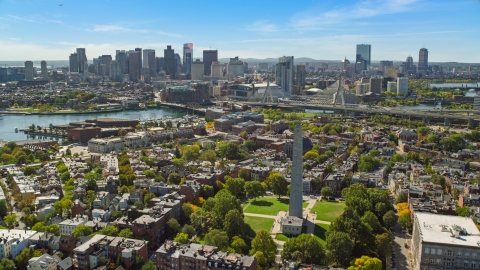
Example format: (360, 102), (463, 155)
(243, 21), (280, 33)
(92, 24), (182, 38)
(7, 15), (36, 22)
(290, 0), (419, 30)
(155, 31), (183, 38)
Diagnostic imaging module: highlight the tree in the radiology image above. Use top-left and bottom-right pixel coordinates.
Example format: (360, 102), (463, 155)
(417, 126), (430, 137)
(225, 177), (246, 199)
(119, 228), (134, 238)
(238, 168), (251, 181)
(210, 189), (243, 228)
(143, 169), (156, 179)
(243, 140), (257, 151)
(141, 261), (156, 270)
(394, 191), (408, 204)
(182, 224), (196, 238)
(382, 210), (398, 228)
(244, 181), (265, 201)
(168, 172), (181, 185)
(250, 230), (277, 267)
(166, 218), (181, 237)
(204, 229), (229, 251)
(4, 213), (17, 229)
(173, 232), (190, 244)
(219, 142), (247, 160)
(23, 166), (36, 176)
(224, 209), (245, 239)
(282, 234), (325, 264)
(441, 134), (463, 152)
(348, 256), (382, 270)
(144, 193), (155, 205)
(375, 233), (392, 262)
(358, 155), (380, 172)
(112, 210), (123, 220)
(432, 175), (446, 190)
(97, 226), (119, 236)
(361, 211), (383, 234)
(200, 149), (217, 165)
(73, 224), (93, 237)
(321, 186), (333, 197)
(456, 206), (470, 217)
(326, 231), (354, 267)
(118, 129), (128, 137)
(0, 200), (7, 217)
(182, 144), (200, 162)
(15, 248), (31, 270)
(270, 174), (288, 198)
(1, 258), (16, 270)
(202, 185), (215, 198)
(230, 236), (248, 254)
(398, 212), (412, 229)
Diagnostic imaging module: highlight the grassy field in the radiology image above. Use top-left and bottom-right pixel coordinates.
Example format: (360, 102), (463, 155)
(310, 201), (346, 222)
(275, 234), (289, 241)
(313, 224), (330, 245)
(244, 197), (309, 216)
(244, 216), (275, 238)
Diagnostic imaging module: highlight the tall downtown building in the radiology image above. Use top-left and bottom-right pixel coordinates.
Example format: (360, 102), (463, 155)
(164, 45), (176, 79)
(275, 56), (294, 94)
(203, 50), (218, 76)
(24, 61), (34, 81)
(183, 43), (193, 74)
(143, 49), (154, 67)
(40, 60), (48, 79)
(76, 48), (87, 74)
(356, 44), (371, 70)
(418, 48), (428, 72)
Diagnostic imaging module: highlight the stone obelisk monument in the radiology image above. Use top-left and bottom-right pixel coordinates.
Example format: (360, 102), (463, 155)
(289, 122), (303, 218)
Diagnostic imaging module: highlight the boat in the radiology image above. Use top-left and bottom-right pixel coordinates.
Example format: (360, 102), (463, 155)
(14, 127), (18, 133)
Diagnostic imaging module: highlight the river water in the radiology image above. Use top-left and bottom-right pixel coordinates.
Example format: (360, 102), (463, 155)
(0, 108), (186, 141)
(430, 83), (479, 88)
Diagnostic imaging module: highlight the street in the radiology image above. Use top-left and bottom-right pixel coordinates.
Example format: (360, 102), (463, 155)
(390, 222), (411, 270)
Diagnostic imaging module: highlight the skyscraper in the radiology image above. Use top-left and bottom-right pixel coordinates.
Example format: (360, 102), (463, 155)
(289, 123), (303, 219)
(379, 60), (393, 74)
(397, 77), (409, 96)
(183, 43), (193, 74)
(110, 60), (121, 81)
(418, 48), (428, 73)
(356, 44), (371, 70)
(24, 61), (34, 81)
(116, 50), (127, 74)
(143, 49), (154, 67)
(135, 48), (142, 66)
(164, 45), (176, 79)
(40, 60), (48, 79)
(275, 56), (294, 94)
(69, 53), (79, 72)
(100, 55), (112, 76)
(296, 64), (306, 86)
(128, 52), (141, 82)
(147, 51), (156, 77)
(76, 48), (87, 74)
(191, 59), (204, 80)
(227, 57), (244, 77)
(203, 50), (218, 76)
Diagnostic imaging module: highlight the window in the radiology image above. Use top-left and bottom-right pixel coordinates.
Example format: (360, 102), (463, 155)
(458, 251), (462, 257)
(436, 259), (441, 264)
(466, 252), (470, 258)
(474, 253), (478, 259)
(425, 248), (430, 254)
(431, 248), (436, 255)
(471, 261), (476, 268)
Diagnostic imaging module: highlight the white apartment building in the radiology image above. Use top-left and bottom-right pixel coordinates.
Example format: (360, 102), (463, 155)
(412, 212), (480, 270)
(88, 137), (124, 153)
(397, 77), (409, 96)
(27, 254), (62, 270)
(59, 215), (89, 235)
(0, 229), (37, 259)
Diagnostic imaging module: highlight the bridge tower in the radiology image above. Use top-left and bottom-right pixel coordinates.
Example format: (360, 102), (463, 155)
(262, 75), (275, 103)
(333, 75), (345, 107)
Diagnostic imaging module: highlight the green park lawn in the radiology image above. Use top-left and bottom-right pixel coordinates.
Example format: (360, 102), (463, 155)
(313, 224), (330, 245)
(244, 197), (309, 216)
(244, 216), (275, 238)
(275, 234), (289, 241)
(310, 201), (346, 222)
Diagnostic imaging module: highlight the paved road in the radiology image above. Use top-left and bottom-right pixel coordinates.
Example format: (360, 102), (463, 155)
(390, 222), (411, 270)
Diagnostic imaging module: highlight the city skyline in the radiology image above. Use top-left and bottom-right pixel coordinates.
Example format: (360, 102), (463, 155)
(0, 0), (479, 62)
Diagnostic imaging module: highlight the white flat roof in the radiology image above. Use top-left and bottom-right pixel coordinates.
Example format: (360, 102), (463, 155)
(415, 212), (480, 248)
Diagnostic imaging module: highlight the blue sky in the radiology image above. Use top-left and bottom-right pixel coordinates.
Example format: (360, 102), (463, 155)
(0, 0), (479, 62)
